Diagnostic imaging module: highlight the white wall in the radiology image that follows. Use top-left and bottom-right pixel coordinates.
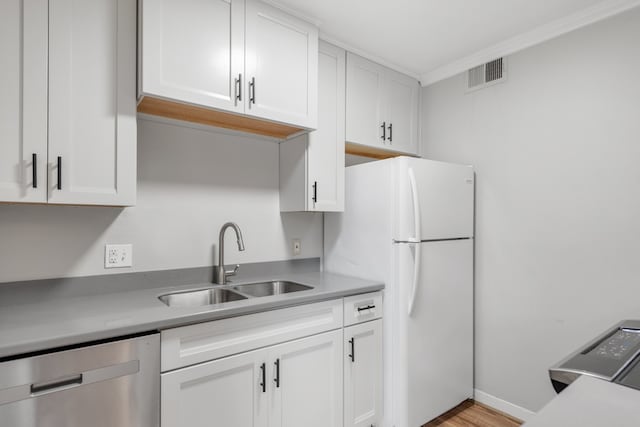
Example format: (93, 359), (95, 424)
(0, 118), (322, 283)
(421, 8), (640, 414)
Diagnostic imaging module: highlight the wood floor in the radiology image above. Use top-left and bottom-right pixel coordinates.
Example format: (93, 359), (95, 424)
(423, 400), (523, 427)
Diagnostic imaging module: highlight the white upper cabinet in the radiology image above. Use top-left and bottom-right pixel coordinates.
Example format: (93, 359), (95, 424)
(346, 52), (419, 155)
(245, 0), (317, 129)
(140, 0), (245, 113)
(48, 0), (136, 206)
(345, 54), (385, 148)
(0, 0), (136, 206)
(0, 0), (48, 203)
(385, 69), (419, 154)
(279, 41), (344, 212)
(139, 0), (318, 135)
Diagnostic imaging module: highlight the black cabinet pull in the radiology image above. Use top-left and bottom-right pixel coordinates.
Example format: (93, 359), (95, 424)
(388, 123), (393, 143)
(235, 73), (242, 103)
(249, 77), (256, 105)
(274, 358), (280, 388)
(312, 181), (317, 204)
(57, 156), (62, 190)
(380, 122), (386, 141)
(348, 338), (355, 363)
(357, 304), (376, 312)
(260, 363), (266, 393)
(32, 153), (37, 188)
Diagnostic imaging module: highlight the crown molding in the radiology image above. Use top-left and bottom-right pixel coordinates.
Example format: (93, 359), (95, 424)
(259, 0), (323, 27)
(420, 0), (640, 86)
(319, 33), (421, 80)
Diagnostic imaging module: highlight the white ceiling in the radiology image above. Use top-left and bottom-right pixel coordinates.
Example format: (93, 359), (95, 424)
(267, 0), (640, 84)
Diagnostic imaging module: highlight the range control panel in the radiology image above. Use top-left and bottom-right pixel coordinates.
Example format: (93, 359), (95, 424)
(588, 329), (640, 360)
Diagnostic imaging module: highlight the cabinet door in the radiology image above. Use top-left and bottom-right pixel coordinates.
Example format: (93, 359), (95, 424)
(139, 0), (244, 112)
(0, 0), (47, 203)
(344, 320), (383, 427)
(345, 53), (385, 148)
(269, 330), (343, 427)
(244, 0), (318, 129)
(385, 69), (419, 155)
(162, 347), (268, 427)
(48, 0), (136, 206)
(308, 41), (345, 212)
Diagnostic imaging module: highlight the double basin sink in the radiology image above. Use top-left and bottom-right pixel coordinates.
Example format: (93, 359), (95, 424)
(158, 281), (313, 308)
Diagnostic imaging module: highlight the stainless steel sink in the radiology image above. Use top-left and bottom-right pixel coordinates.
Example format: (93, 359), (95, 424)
(158, 288), (247, 307)
(232, 281), (313, 297)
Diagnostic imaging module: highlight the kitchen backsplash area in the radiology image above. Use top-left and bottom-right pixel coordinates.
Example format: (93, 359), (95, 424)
(0, 118), (322, 283)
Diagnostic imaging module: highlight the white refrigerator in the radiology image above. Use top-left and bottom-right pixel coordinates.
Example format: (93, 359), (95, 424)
(324, 156), (474, 427)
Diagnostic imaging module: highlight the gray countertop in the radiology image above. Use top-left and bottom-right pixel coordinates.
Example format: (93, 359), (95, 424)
(0, 271), (383, 359)
(523, 375), (640, 426)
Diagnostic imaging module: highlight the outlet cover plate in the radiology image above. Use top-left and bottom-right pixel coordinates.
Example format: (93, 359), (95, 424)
(292, 239), (301, 256)
(105, 244), (133, 268)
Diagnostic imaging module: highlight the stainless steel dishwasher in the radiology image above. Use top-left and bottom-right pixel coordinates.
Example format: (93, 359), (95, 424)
(0, 333), (160, 426)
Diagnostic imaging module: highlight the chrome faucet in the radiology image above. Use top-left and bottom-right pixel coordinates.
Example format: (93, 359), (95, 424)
(215, 222), (245, 284)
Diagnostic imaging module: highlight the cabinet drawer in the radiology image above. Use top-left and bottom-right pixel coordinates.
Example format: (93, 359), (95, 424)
(343, 291), (383, 326)
(161, 299), (343, 372)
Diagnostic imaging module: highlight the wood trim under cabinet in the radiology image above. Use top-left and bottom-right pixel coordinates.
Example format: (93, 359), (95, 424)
(137, 96), (304, 140)
(345, 142), (418, 160)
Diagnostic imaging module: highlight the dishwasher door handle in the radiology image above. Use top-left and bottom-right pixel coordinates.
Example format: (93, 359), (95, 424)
(30, 374), (83, 395)
(0, 359), (140, 405)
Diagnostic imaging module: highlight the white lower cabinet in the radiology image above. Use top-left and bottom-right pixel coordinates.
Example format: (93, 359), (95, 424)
(162, 330), (342, 427)
(344, 319), (383, 427)
(162, 347), (268, 427)
(270, 330), (343, 427)
(160, 294), (382, 427)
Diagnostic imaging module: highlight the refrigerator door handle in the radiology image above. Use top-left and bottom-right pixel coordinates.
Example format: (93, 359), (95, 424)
(408, 168), (422, 316)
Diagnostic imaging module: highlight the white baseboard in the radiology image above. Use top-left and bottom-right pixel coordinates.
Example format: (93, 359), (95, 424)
(474, 389), (536, 422)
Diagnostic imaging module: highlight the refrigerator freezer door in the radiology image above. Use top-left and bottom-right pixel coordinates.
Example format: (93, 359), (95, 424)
(394, 239), (473, 427)
(395, 158), (474, 241)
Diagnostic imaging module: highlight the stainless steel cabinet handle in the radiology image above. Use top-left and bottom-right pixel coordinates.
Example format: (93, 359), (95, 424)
(32, 153), (37, 188)
(57, 156), (62, 190)
(380, 122), (386, 141)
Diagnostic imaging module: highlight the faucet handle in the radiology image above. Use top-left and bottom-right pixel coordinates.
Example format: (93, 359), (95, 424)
(226, 264), (240, 278)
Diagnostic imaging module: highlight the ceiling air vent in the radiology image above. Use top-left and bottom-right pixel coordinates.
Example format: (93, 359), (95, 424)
(467, 57), (506, 92)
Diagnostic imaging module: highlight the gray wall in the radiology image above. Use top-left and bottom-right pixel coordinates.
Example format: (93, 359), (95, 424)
(421, 8), (640, 413)
(0, 118), (322, 283)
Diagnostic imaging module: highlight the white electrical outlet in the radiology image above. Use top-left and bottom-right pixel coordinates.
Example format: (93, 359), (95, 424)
(105, 244), (133, 268)
(292, 239), (301, 256)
